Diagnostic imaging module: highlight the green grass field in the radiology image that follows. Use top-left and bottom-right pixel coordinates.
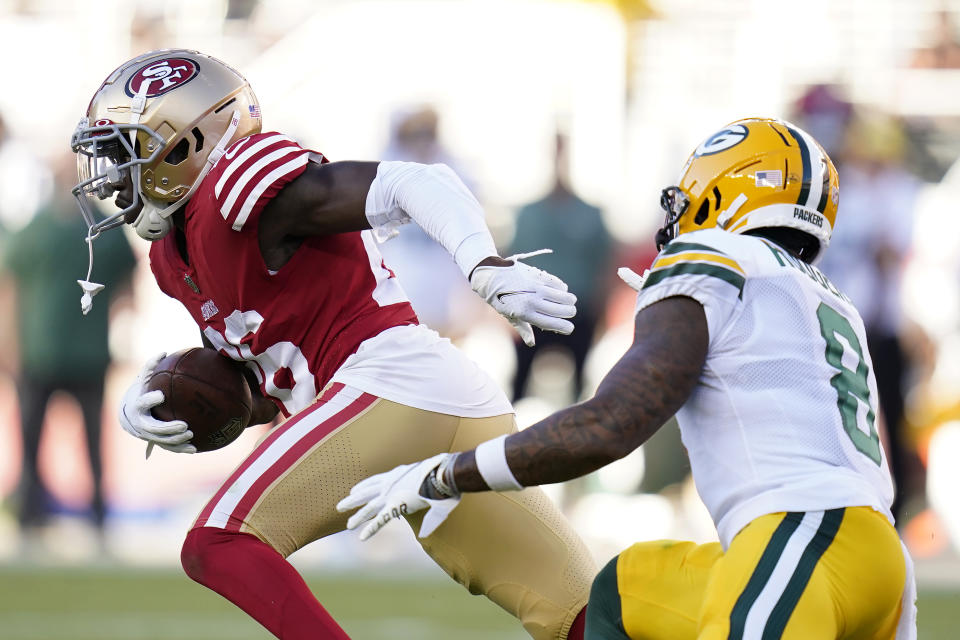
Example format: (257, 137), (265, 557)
(0, 566), (525, 640)
(0, 566), (956, 639)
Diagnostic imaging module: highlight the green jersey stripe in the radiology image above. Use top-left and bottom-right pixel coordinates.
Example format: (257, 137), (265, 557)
(661, 241), (729, 257)
(728, 512), (804, 640)
(643, 262), (745, 295)
(762, 509), (845, 639)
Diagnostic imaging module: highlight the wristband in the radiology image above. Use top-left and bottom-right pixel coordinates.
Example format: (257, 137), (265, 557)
(431, 452), (461, 498)
(475, 434), (523, 491)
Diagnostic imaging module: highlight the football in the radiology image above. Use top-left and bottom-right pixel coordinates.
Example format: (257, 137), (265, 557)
(147, 347), (253, 452)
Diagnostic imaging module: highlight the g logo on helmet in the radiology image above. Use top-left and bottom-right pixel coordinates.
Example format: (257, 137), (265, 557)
(694, 124), (749, 157)
(125, 57), (199, 98)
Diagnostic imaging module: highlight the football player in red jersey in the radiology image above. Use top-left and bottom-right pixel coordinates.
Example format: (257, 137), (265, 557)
(71, 50), (595, 640)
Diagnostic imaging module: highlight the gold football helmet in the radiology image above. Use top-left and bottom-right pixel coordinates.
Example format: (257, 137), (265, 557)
(657, 117), (839, 263)
(71, 49), (262, 240)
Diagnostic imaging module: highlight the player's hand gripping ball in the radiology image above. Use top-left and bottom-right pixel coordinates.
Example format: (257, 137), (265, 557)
(147, 348), (253, 452)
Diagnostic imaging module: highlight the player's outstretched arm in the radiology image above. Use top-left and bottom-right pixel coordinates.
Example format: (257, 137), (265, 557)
(338, 295), (708, 538)
(260, 159), (577, 345)
(455, 295), (708, 490)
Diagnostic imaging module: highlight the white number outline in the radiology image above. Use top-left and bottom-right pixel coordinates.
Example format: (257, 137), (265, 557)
(203, 309), (315, 415)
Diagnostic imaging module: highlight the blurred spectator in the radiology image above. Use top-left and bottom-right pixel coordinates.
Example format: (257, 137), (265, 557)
(0, 111), (51, 233)
(377, 106), (480, 338)
(817, 112), (925, 524)
(508, 131), (613, 402)
(792, 84), (853, 158)
(1, 156), (136, 542)
(910, 10), (960, 69)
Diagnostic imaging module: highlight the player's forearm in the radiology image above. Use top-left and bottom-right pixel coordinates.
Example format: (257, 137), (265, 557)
(453, 397), (641, 491)
(449, 296), (709, 491)
(240, 366), (279, 426)
(249, 393), (279, 426)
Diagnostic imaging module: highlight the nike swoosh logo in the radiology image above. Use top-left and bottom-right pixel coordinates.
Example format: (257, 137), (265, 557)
(223, 137), (251, 160)
(496, 290), (535, 303)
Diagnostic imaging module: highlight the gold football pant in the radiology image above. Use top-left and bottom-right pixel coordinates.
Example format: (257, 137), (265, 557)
(587, 507), (907, 639)
(192, 382), (595, 640)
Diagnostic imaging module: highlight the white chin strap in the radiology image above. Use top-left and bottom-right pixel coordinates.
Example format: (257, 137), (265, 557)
(78, 225), (105, 315)
(133, 110), (242, 240)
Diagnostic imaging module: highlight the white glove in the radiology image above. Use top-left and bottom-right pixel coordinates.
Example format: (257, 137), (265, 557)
(336, 454), (460, 541)
(470, 250), (577, 346)
(118, 353), (197, 456)
(617, 266), (649, 291)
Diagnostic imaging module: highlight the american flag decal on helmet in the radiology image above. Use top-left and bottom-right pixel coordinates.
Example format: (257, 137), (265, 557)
(248, 104), (261, 118)
(755, 170), (782, 188)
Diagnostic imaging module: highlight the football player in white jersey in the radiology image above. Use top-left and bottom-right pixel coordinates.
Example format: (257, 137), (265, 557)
(340, 117), (917, 639)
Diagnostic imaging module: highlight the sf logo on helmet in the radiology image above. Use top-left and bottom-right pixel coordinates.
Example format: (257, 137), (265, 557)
(694, 124), (749, 157)
(125, 58), (199, 98)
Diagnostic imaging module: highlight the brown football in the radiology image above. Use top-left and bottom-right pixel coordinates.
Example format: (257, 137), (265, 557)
(147, 347), (253, 453)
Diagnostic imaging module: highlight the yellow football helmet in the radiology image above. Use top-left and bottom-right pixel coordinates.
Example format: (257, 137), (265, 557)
(657, 117), (839, 263)
(71, 49), (262, 240)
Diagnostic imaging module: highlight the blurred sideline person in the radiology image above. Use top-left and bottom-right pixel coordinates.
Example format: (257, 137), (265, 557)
(910, 9), (960, 69)
(509, 131), (612, 402)
(340, 118), (917, 639)
(817, 114), (924, 524)
(792, 88), (926, 524)
(0, 111), (52, 234)
(376, 105), (481, 338)
(2, 156), (135, 541)
(71, 50), (594, 640)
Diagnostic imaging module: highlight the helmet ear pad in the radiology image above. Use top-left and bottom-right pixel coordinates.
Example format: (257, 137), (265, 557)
(693, 186), (724, 226)
(693, 199), (710, 225)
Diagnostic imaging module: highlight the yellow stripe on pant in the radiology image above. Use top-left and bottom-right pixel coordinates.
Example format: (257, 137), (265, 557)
(601, 506), (905, 639)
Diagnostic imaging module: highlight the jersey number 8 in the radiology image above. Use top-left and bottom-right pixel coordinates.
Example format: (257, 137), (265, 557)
(816, 302), (882, 466)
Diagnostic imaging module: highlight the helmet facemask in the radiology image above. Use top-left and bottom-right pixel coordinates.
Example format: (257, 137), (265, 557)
(71, 119), (167, 239)
(655, 186), (690, 250)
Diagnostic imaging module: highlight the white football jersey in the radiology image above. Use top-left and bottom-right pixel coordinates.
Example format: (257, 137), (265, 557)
(634, 228), (895, 548)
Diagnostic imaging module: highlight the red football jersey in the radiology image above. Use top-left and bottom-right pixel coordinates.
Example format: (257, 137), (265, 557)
(150, 132), (418, 417)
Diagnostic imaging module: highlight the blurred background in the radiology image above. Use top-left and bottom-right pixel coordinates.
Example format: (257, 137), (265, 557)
(1, 0), (960, 638)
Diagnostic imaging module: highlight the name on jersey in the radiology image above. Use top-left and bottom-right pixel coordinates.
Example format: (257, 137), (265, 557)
(764, 242), (851, 304)
(793, 207), (823, 228)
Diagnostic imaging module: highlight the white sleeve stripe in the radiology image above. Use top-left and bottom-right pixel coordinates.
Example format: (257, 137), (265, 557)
(220, 146), (305, 220)
(231, 154), (309, 231)
(214, 134), (295, 198)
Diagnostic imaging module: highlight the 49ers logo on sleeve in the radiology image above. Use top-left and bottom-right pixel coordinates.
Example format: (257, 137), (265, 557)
(125, 57), (199, 98)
